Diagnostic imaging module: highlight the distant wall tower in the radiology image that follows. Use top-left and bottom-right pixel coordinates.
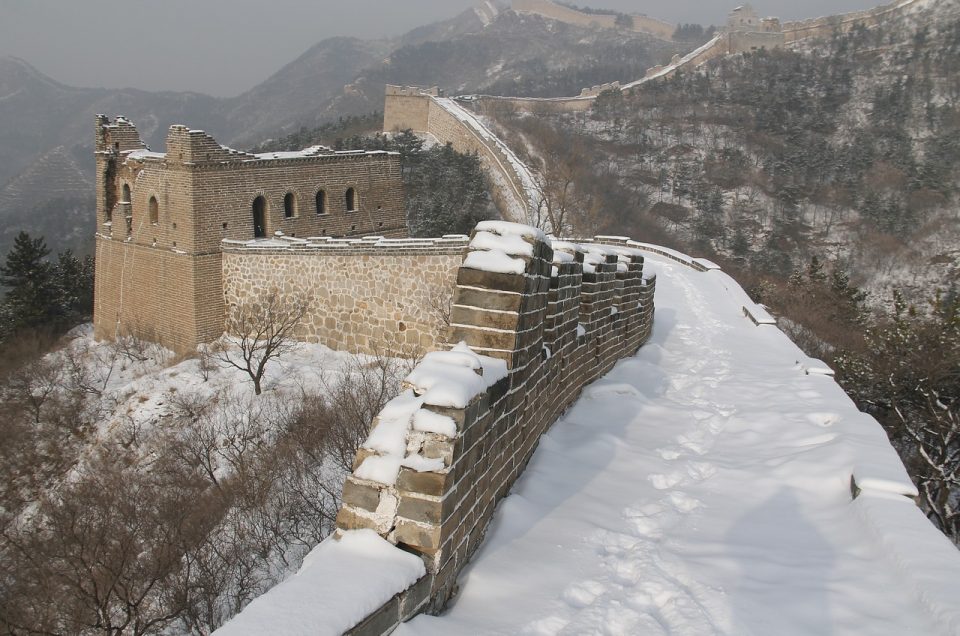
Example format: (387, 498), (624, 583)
(93, 116), (407, 354)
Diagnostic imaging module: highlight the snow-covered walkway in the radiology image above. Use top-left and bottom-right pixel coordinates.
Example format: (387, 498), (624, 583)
(400, 254), (960, 635)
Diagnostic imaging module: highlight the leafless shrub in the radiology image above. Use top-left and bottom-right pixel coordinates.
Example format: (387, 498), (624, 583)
(323, 351), (409, 474)
(197, 343), (220, 382)
(218, 290), (311, 395)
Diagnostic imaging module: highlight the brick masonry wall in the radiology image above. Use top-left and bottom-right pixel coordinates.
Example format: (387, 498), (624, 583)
(334, 229), (657, 632)
(424, 99), (530, 219)
(93, 236), (222, 354)
(781, 0), (922, 43)
(221, 238), (468, 355)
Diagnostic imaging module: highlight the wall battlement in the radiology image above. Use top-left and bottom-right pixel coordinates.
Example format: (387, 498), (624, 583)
(335, 224), (657, 626)
(384, 90), (537, 223)
(782, 0), (922, 43)
(511, 0), (675, 39)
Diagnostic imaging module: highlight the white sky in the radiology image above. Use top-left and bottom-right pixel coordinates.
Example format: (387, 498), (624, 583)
(0, 0), (882, 97)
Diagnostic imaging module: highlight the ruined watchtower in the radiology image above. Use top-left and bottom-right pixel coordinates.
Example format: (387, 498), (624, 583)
(725, 4), (786, 52)
(93, 116), (407, 354)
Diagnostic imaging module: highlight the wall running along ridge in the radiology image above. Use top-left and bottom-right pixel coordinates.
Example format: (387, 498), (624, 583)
(511, 0), (675, 40)
(431, 0), (924, 126)
(335, 224), (657, 631)
(781, 0), (924, 43)
(384, 87), (536, 224)
(221, 235), (469, 355)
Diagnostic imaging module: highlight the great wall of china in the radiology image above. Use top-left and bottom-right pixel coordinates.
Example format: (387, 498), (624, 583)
(89, 1), (945, 632)
(382, 0), (926, 225)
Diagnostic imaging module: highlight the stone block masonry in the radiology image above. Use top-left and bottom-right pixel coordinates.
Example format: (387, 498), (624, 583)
(221, 236), (469, 355)
(332, 223), (657, 631)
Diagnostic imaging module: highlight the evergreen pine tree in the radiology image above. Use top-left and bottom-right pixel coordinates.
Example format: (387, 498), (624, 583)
(0, 232), (64, 334)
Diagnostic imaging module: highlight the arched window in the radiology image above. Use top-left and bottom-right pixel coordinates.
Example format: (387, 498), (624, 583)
(284, 192), (297, 218)
(316, 189), (327, 215)
(149, 196), (159, 224)
(121, 183), (131, 203)
(345, 187), (357, 212)
(253, 196), (267, 238)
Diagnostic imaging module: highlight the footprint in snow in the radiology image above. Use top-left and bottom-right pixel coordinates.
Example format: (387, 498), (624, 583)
(649, 472), (684, 490)
(561, 579), (606, 609)
(667, 491), (702, 513)
(582, 382), (642, 399)
(686, 461), (717, 481)
(806, 411), (840, 427)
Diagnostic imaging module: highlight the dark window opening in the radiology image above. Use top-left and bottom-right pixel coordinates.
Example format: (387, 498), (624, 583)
(149, 196), (159, 224)
(253, 196), (267, 238)
(121, 183), (131, 204)
(345, 187), (357, 212)
(316, 189), (327, 215)
(284, 192), (296, 218)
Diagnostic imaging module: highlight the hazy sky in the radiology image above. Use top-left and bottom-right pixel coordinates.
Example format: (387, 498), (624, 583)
(0, 0), (881, 97)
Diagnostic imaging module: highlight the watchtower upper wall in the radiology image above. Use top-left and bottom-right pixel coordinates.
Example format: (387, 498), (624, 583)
(384, 86), (436, 133)
(188, 152), (406, 254)
(164, 125), (255, 165)
(95, 114), (147, 154)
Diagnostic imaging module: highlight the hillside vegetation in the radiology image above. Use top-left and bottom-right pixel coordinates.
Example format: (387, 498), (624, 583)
(478, 1), (960, 544)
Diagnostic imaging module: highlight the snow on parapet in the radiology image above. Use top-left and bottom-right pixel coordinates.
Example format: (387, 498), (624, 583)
(211, 529), (424, 636)
(221, 235), (469, 254)
(463, 220), (548, 274)
(407, 344), (509, 409)
(355, 342), (508, 487)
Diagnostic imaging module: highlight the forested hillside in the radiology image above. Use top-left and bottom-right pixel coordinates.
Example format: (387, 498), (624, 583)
(479, 0), (960, 544)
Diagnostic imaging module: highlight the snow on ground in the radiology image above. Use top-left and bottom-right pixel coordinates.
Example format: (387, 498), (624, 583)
(57, 326), (368, 451)
(400, 253), (960, 635)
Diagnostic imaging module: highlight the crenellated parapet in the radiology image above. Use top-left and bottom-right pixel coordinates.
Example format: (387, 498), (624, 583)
(329, 223), (656, 626)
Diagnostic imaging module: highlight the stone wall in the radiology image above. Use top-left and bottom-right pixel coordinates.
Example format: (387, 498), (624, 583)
(221, 237), (469, 355)
(93, 237), (223, 354)
(334, 224), (657, 631)
(782, 0), (922, 43)
(511, 0), (674, 39)
(384, 88), (533, 223)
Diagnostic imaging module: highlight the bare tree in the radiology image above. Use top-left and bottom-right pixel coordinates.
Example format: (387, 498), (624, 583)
(218, 290), (311, 396)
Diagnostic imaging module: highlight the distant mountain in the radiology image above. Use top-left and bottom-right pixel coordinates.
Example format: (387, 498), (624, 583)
(0, 3), (684, 256)
(219, 37), (389, 147)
